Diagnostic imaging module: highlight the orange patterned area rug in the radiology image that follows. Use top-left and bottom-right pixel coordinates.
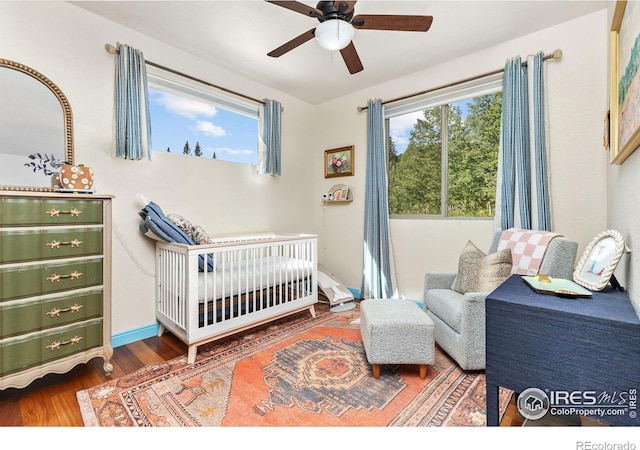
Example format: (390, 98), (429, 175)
(77, 304), (511, 427)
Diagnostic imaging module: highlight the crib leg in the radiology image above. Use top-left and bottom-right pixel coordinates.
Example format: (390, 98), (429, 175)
(309, 305), (316, 318)
(157, 323), (165, 337)
(187, 345), (198, 364)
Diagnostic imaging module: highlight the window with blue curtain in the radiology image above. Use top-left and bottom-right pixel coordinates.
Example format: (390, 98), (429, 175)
(146, 71), (260, 165)
(114, 45), (281, 171)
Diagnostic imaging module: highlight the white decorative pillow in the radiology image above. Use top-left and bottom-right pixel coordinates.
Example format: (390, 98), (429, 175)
(451, 241), (513, 294)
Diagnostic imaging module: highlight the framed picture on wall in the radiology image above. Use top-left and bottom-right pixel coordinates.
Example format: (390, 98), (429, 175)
(324, 146), (354, 178)
(609, 0), (640, 164)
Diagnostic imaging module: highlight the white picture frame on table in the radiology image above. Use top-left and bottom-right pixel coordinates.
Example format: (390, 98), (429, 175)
(573, 230), (625, 291)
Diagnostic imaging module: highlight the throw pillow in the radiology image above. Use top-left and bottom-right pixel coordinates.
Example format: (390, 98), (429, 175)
(451, 241), (513, 294)
(476, 247), (513, 292)
(191, 224), (212, 245)
(451, 241), (485, 294)
(166, 213), (196, 238)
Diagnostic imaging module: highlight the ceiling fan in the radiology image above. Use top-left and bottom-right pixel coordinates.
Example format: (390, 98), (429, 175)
(265, 1), (433, 74)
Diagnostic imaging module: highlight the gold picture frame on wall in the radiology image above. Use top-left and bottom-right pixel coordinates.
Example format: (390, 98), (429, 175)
(324, 145), (354, 178)
(609, 0), (640, 164)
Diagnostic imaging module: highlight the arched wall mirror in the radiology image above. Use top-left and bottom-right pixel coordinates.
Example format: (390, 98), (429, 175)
(0, 58), (74, 192)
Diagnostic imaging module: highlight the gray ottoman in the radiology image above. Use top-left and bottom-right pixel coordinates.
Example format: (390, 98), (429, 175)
(360, 298), (435, 379)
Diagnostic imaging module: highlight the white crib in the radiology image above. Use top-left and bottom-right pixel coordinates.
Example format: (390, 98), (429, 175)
(155, 233), (318, 363)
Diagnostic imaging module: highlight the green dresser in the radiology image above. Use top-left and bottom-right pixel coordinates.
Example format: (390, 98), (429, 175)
(0, 192), (113, 389)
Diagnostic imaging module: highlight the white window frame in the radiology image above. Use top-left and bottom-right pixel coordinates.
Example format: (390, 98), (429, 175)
(147, 67), (260, 119)
(146, 66), (261, 164)
(385, 74), (503, 219)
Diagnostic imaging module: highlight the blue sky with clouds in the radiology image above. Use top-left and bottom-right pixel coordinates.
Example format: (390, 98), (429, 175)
(389, 111), (423, 154)
(389, 99), (471, 154)
(148, 88), (258, 165)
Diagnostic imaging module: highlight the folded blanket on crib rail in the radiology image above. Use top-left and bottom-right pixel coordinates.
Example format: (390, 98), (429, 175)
(138, 201), (214, 271)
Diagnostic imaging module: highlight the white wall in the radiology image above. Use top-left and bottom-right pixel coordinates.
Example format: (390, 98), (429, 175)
(607, 0), (640, 316)
(0, 2), (319, 335)
(315, 10), (611, 301)
(609, 152), (640, 315)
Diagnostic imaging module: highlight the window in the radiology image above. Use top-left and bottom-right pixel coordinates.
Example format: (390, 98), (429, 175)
(386, 78), (502, 218)
(147, 71), (259, 165)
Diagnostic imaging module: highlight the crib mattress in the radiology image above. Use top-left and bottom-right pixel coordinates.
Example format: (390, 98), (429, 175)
(194, 255), (313, 302)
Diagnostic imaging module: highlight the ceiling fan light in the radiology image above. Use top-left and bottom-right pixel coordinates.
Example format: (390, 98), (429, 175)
(315, 19), (354, 51)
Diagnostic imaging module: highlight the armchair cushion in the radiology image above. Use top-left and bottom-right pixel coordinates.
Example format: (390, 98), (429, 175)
(425, 289), (474, 334)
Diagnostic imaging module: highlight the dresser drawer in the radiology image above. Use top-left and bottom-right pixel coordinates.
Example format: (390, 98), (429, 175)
(0, 258), (103, 301)
(0, 289), (103, 338)
(0, 319), (103, 376)
(0, 198), (103, 227)
(0, 228), (103, 264)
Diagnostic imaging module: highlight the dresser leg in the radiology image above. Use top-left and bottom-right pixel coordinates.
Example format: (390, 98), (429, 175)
(103, 345), (114, 376)
(486, 382), (499, 426)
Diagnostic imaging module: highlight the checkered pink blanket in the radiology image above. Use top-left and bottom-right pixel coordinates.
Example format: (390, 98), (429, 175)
(497, 228), (561, 275)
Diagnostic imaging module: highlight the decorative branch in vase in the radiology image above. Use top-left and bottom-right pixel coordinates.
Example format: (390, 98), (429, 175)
(24, 153), (94, 191)
(24, 152), (69, 176)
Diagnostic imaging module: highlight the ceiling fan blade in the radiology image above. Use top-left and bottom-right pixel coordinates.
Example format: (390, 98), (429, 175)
(335, 1), (357, 15)
(265, 1), (323, 19)
(267, 28), (316, 57)
(352, 14), (433, 32)
(340, 42), (363, 74)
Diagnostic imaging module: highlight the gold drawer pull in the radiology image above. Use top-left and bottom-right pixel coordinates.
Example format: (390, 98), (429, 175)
(46, 207), (83, 217)
(46, 303), (83, 318)
(46, 239), (83, 249)
(46, 271), (83, 283)
(46, 335), (83, 351)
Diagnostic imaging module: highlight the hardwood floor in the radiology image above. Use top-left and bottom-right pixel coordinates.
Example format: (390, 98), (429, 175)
(0, 333), (524, 427)
(0, 333), (187, 426)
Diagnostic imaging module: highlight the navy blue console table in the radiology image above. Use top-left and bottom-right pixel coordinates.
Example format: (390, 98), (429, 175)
(485, 274), (640, 426)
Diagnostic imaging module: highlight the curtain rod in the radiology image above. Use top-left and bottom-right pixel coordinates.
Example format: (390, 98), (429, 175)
(104, 43), (266, 106)
(357, 49), (563, 112)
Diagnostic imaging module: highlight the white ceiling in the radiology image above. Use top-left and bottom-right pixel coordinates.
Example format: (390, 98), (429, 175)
(73, 0), (611, 104)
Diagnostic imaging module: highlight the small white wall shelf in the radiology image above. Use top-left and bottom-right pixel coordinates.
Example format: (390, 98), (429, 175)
(322, 183), (352, 204)
(323, 198), (353, 204)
